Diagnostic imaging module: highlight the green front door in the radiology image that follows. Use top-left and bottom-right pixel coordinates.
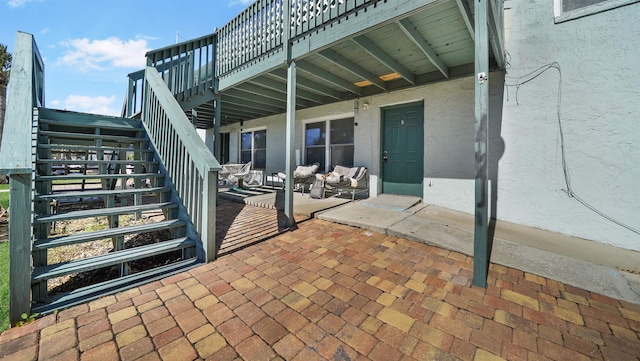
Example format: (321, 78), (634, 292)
(382, 103), (424, 196)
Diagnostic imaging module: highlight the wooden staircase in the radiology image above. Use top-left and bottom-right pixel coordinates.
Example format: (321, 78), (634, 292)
(31, 108), (200, 314)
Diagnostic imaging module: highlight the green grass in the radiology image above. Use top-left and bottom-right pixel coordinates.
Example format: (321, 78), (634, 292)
(0, 241), (9, 332)
(0, 183), (8, 210)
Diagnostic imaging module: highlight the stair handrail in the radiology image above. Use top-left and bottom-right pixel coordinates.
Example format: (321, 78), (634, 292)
(142, 66), (221, 262)
(0, 31), (44, 325)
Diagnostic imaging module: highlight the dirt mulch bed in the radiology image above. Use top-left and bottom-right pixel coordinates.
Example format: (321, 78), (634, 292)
(40, 198), (184, 295)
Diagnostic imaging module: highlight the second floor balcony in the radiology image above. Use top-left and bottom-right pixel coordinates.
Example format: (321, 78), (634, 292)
(132, 0), (504, 127)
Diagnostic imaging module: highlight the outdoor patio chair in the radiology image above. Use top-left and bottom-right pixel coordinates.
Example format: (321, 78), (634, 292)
(316, 165), (368, 200)
(219, 161), (252, 187)
(277, 163), (320, 194)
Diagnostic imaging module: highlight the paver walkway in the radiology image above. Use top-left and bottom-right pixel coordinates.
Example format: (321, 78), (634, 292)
(1, 218), (639, 360)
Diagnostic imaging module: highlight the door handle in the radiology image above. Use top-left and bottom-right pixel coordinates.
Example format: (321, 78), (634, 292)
(383, 155), (388, 162)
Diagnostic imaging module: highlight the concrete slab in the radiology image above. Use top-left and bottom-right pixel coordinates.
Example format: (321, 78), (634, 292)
(404, 205), (640, 271)
(289, 194), (352, 218)
(396, 206), (640, 303)
(318, 199), (640, 304)
(361, 194), (422, 211)
(317, 195), (426, 235)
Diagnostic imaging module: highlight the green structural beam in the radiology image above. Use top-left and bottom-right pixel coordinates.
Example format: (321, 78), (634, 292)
(283, 0), (296, 229)
(473, 0), (490, 288)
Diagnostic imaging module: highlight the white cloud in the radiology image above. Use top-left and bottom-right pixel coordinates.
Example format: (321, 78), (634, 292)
(7, 0), (32, 7)
(7, 0), (43, 7)
(135, 34), (158, 41)
(228, 0), (253, 6)
(62, 95), (120, 116)
(40, 27), (50, 34)
(57, 37), (150, 71)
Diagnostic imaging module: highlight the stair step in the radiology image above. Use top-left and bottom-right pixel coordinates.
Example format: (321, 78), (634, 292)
(33, 219), (187, 250)
(38, 143), (154, 154)
(35, 202), (177, 223)
(31, 258), (200, 315)
(39, 130), (147, 143)
(36, 173), (163, 182)
(37, 186), (169, 201)
(32, 237), (196, 282)
(40, 117), (142, 131)
(37, 159), (156, 166)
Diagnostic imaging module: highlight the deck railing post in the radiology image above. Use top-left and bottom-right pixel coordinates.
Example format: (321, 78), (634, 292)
(202, 172), (217, 262)
(126, 77), (135, 117)
(214, 96), (221, 160)
(9, 173), (33, 324)
(1, 32), (44, 324)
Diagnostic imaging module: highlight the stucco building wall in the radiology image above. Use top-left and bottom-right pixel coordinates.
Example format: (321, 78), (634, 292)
(496, 0), (640, 250)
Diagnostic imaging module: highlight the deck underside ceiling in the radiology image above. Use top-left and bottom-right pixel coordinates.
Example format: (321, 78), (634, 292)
(189, 0), (502, 128)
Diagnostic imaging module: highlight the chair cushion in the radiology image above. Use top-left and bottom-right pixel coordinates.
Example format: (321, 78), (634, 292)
(324, 172), (343, 183)
(293, 163), (318, 177)
(278, 163), (319, 180)
(332, 165), (351, 176)
(320, 165), (366, 188)
(347, 166), (366, 180)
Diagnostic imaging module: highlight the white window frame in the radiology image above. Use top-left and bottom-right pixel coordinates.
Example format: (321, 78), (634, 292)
(303, 116), (354, 172)
(240, 127), (267, 169)
(554, 0), (639, 23)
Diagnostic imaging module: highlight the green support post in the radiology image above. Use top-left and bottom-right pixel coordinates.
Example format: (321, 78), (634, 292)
(283, 0), (296, 228)
(284, 60), (296, 229)
(9, 173), (33, 324)
(214, 95), (221, 160)
(473, 0), (490, 288)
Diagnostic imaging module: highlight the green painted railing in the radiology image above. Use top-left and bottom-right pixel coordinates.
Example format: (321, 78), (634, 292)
(124, 69), (144, 117)
(126, 1), (384, 115)
(142, 66), (221, 262)
(145, 34), (216, 104)
(0, 31), (44, 173)
(217, 0), (379, 76)
(0, 32), (44, 324)
(126, 34), (216, 118)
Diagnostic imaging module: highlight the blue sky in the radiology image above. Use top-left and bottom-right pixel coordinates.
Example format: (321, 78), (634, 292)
(1, 0), (252, 116)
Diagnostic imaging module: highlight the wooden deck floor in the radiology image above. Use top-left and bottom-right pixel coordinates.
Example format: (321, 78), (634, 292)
(215, 198), (309, 257)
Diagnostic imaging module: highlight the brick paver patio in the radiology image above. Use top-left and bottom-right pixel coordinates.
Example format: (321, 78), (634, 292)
(1, 216), (639, 360)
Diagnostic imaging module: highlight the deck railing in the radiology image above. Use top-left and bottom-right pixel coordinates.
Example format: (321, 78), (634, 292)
(142, 66), (221, 262)
(145, 34), (216, 103)
(125, 1), (383, 115)
(0, 32), (45, 324)
(217, 0), (378, 76)
(124, 69), (145, 117)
